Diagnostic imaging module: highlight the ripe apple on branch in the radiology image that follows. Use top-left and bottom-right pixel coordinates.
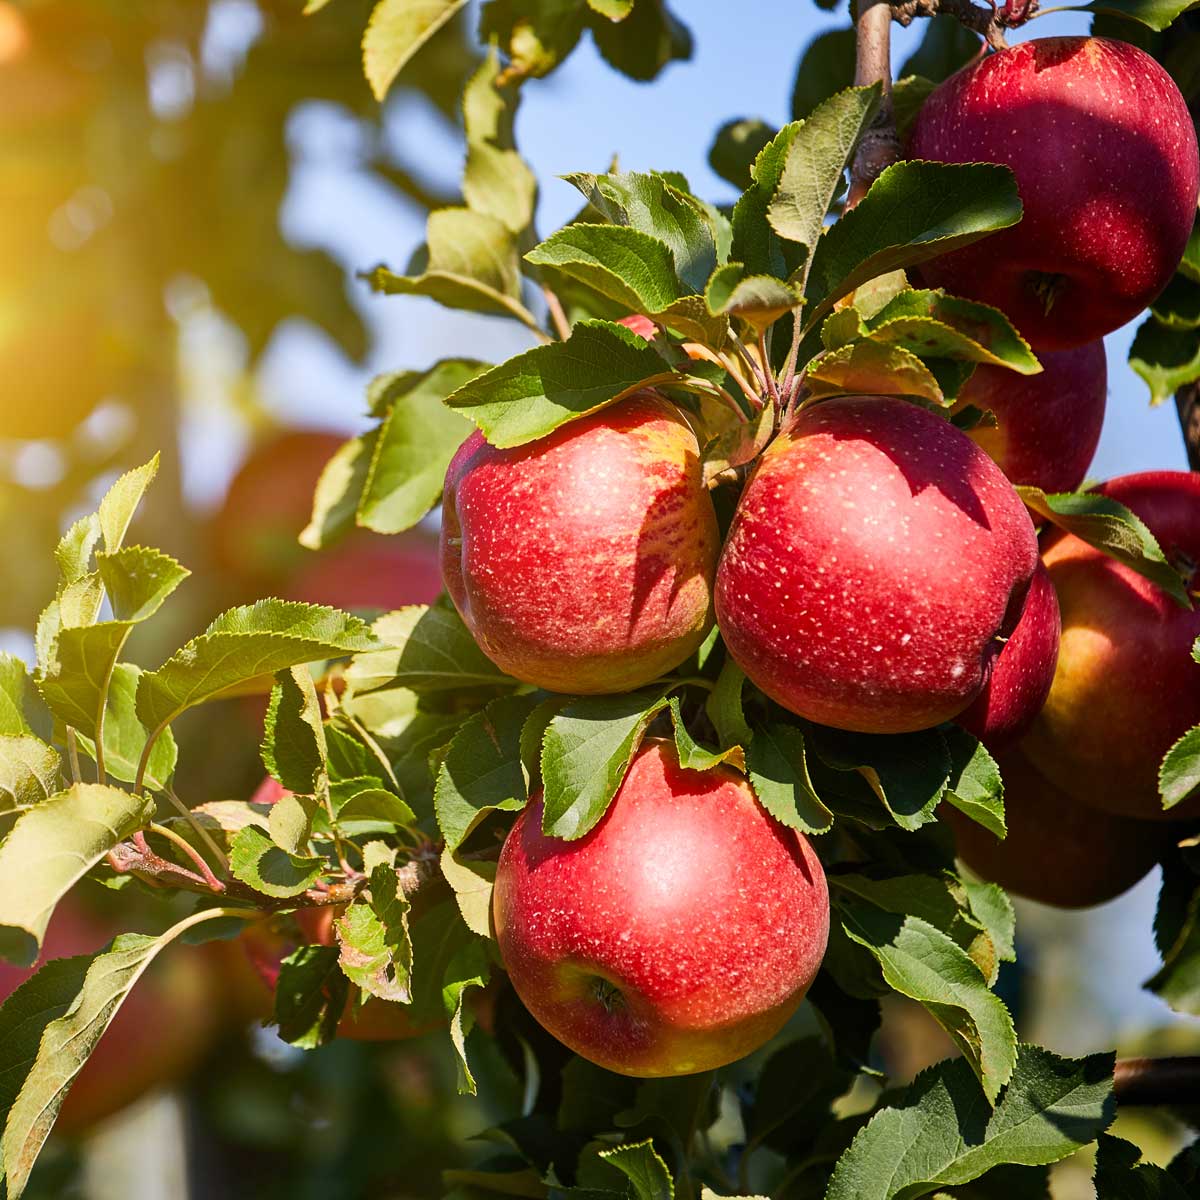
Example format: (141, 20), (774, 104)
(3, 0), (1200, 1196)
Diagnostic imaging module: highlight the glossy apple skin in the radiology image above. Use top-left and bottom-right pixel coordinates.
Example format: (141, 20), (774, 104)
(441, 392), (719, 694)
(715, 396), (1039, 734)
(944, 748), (1169, 908)
(909, 38), (1199, 350)
(1021, 471), (1200, 821)
(958, 561), (1060, 745)
(0, 901), (219, 1133)
(493, 740), (829, 1077)
(957, 342), (1107, 493)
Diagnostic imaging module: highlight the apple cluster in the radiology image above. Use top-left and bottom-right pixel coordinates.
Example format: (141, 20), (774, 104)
(437, 35), (1200, 1078)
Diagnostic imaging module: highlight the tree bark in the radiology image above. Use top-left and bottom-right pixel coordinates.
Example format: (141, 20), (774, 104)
(1114, 1056), (1200, 1106)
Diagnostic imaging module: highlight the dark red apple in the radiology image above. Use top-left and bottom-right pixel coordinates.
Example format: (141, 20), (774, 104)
(715, 396), (1039, 734)
(441, 392), (719, 694)
(957, 342), (1107, 493)
(0, 900), (220, 1133)
(492, 739), (829, 1077)
(958, 561), (1060, 745)
(944, 748), (1169, 909)
(284, 530), (443, 613)
(909, 38), (1199, 350)
(1021, 471), (1200, 821)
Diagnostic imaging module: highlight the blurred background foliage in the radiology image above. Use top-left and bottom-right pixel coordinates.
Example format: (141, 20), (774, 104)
(1, 1), (1197, 1197)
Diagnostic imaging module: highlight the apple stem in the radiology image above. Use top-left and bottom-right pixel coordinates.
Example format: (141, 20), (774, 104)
(891, 0), (1015, 51)
(147, 821), (226, 892)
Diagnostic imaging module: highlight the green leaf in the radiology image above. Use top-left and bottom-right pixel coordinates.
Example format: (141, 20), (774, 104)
(1016, 487), (1192, 609)
(1161, 725), (1200, 812)
(269, 791), (318, 855)
(444, 319), (677, 448)
(365, 208), (531, 325)
(666, 697), (742, 772)
(434, 693), (537, 853)
(586, 1), (692, 85)
(1150, 273), (1200, 331)
(477, 0), (585, 83)
(804, 161), (1022, 330)
(598, 1139), (674, 1200)
(262, 667), (328, 799)
(444, 938), (490, 1094)
(962, 876), (1016, 967)
(892, 75), (937, 139)
(705, 655), (751, 748)
(462, 47), (537, 233)
(943, 726), (1006, 839)
(229, 826), (324, 898)
(1080, 0), (1199, 31)
(1129, 318), (1200, 406)
(837, 897), (1016, 1102)
(73, 664), (177, 794)
(362, 0), (469, 100)
(274, 944), (347, 1048)
(731, 122), (802, 279)
(0, 785), (152, 965)
(865, 289), (1040, 374)
(807, 340), (945, 404)
(703, 264), (800, 332)
(0, 737), (61, 821)
(346, 605), (514, 696)
(1094, 1134), (1193, 1200)
(746, 722), (834, 834)
(791, 27), (856, 122)
(136, 601), (381, 741)
(53, 515), (101, 594)
(36, 547), (189, 742)
(827, 1046), (1115, 1200)
(767, 83), (882, 293)
(356, 362), (483, 534)
(0, 921), (214, 1196)
(708, 118), (777, 191)
(1146, 854), (1200, 1014)
(540, 688), (671, 840)
(0, 655), (34, 738)
(809, 727), (951, 831)
(564, 171), (717, 295)
(336, 863), (412, 1002)
(299, 434), (376, 550)
(97, 455), (160, 553)
(588, 0), (634, 17)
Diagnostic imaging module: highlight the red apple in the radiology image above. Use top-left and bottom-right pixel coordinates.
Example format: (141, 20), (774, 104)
(957, 561), (1060, 745)
(1021, 471), (1200, 821)
(957, 342), (1107, 493)
(0, 899), (220, 1133)
(441, 392), (719, 694)
(492, 739), (829, 1077)
(909, 38), (1199, 350)
(209, 429), (344, 590)
(284, 530), (443, 613)
(944, 748), (1169, 909)
(715, 396), (1039, 734)
(618, 314), (658, 340)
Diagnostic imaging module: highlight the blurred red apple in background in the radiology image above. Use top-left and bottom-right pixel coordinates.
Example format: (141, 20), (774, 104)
(715, 396), (1039, 733)
(957, 342), (1107, 494)
(944, 747), (1169, 909)
(493, 739), (829, 1077)
(1021, 470), (1200, 821)
(0, 898), (220, 1134)
(910, 38), (1199, 350)
(442, 392), (719, 694)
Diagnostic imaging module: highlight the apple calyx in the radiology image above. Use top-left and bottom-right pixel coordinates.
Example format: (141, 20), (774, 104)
(1029, 271), (1067, 315)
(590, 976), (625, 1014)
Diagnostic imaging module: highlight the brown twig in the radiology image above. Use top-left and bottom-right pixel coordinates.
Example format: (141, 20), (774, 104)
(1114, 1056), (1200, 1106)
(890, 0), (1018, 50)
(848, 0), (901, 209)
(542, 284), (572, 341)
(1176, 382), (1200, 471)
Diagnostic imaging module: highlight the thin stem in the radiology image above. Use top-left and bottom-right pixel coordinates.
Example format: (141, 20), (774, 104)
(66, 728), (82, 785)
(1114, 1056), (1200, 1106)
(542, 284), (572, 341)
(148, 821), (225, 892)
(729, 331), (771, 397)
(757, 329), (782, 407)
(1176, 382), (1200, 471)
(167, 788), (230, 873)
